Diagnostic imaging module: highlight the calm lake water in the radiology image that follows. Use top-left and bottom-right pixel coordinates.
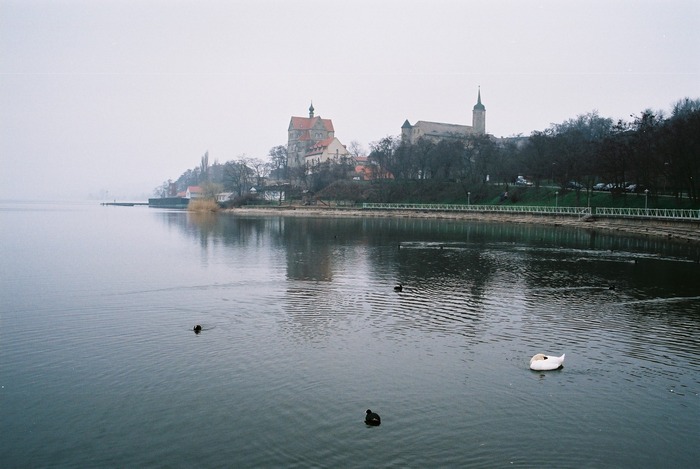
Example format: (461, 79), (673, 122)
(1, 201), (699, 468)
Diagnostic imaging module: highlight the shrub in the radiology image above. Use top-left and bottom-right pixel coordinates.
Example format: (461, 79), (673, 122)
(187, 198), (219, 212)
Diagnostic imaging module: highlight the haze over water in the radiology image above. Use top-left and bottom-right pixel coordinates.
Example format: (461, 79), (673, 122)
(1, 201), (699, 468)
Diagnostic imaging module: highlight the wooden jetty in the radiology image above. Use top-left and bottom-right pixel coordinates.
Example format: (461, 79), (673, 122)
(100, 202), (149, 207)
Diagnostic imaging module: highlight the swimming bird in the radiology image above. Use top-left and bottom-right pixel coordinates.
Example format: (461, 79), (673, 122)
(529, 353), (565, 371)
(193, 324), (202, 333)
(365, 409), (381, 426)
(394, 283), (403, 292)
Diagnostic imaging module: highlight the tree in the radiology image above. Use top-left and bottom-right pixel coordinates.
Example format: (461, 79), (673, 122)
(199, 151), (210, 183)
(551, 112), (613, 189)
(308, 157), (354, 192)
(521, 130), (555, 185)
(628, 110), (664, 193)
(368, 136), (399, 180)
(200, 181), (224, 198)
(223, 157), (255, 196)
(248, 158), (270, 188)
(662, 99), (700, 200)
(268, 145), (288, 180)
(432, 139), (464, 180)
(348, 140), (366, 161)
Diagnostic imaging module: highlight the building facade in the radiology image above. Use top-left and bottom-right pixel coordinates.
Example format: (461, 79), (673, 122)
(401, 89), (486, 144)
(304, 136), (350, 166)
(287, 103), (336, 169)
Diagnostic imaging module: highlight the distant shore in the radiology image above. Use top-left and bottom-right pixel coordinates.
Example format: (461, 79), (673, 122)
(226, 206), (700, 245)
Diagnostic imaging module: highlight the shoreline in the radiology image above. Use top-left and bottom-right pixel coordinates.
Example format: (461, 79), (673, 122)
(224, 206), (700, 245)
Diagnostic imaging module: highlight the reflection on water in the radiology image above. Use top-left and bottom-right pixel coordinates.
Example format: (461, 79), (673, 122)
(1, 203), (699, 468)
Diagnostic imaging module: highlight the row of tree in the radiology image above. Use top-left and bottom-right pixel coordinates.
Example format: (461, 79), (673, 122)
(155, 143), (360, 199)
(154, 150), (284, 199)
(156, 97), (699, 202)
(369, 98), (699, 201)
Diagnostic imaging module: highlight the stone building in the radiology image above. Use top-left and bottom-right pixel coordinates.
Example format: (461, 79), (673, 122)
(287, 103), (336, 169)
(401, 89), (486, 144)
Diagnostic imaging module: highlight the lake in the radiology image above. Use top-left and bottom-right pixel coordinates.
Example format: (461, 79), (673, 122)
(1, 201), (699, 468)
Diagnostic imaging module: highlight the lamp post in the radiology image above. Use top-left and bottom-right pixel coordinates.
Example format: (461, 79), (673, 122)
(468, 191), (471, 206)
(644, 189), (649, 210)
(555, 191), (559, 208)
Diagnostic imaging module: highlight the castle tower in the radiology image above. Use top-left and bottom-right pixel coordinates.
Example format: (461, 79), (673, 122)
(401, 119), (413, 142)
(472, 87), (486, 135)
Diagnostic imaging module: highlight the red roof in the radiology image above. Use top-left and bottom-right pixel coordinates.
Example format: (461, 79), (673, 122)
(307, 137), (335, 152)
(289, 116), (334, 132)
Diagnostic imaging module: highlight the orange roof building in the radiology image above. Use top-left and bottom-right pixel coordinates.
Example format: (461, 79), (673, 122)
(287, 102), (335, 168)
(304, 137), (350, 166)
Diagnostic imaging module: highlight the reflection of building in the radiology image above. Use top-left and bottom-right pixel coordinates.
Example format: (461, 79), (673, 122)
(287, 103), (349, 168)
(401, 89), (486, 144)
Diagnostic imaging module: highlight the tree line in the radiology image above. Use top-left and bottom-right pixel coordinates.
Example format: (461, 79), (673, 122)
(369, 98), (699, 201)
(156, 97), (699, 203)
(154, 148), (288, 200)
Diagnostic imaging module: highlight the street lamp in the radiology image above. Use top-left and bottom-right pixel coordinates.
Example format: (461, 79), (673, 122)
(555, 191), (559, 208)
(644, 189), (649, 210)
(468, 191), (471, 206)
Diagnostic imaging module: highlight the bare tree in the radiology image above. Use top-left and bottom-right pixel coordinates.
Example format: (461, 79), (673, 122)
(268, 145), (288, 180)
(223, 156), (255, 196)
(200, 151), (210, 183)
(248, 158), (270, 188)
(348, 140), (366, 162)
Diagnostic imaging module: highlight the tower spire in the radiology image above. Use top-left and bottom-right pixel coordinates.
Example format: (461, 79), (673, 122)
(472, 86), (486, 134)
(473, 86), (485, 112)
(309, 101), (315, 118)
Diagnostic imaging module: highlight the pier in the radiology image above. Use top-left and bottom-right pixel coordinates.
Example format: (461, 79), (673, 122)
(100, 202), (149, 207)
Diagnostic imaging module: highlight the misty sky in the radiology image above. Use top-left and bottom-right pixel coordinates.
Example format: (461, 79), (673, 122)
(1, 0), (698, 200)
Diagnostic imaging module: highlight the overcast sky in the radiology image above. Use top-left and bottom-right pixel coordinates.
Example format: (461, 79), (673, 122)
(1, 0), (698, 200)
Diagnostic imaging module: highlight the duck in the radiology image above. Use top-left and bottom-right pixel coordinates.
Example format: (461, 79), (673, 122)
(394, 283), (403, 292)
(193, 324), (202, 334)
(529, 353), (565, 371)
(365, 409), (381, 426)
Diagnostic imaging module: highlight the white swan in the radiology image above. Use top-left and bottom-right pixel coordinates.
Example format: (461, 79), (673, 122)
(530, 353), (565, 371)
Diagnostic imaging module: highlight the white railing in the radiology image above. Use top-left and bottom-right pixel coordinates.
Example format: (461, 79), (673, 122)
(362, 203), (591, 216)
(595, 207), (700, 221)
(361, 203), (700, 222)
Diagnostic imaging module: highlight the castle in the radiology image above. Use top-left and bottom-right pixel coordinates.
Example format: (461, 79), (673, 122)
(401, 89), (486, 144)
(286, 89), (487, 171)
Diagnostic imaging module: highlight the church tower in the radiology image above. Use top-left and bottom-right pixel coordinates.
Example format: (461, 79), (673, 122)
(472, 87), (486, 135)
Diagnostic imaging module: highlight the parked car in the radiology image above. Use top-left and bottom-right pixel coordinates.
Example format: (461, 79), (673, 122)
(593, 183), (607, 191)
(625, 184), (648, 193)
(605, 183), (625, 192)
(515, 176), (533, 186)
(567, 181), (584, 190)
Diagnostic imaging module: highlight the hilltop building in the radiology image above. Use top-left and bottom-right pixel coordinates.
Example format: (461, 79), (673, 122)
(287, 103), (349, 169)
(401, 89), (487, 144)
